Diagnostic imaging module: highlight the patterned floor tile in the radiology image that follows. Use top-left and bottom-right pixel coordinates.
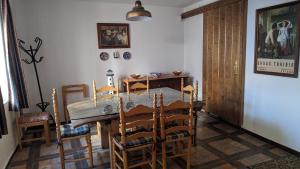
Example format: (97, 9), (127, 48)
(40, 143), (59, 157)
(269, 148), (291, 157)
(197, 126), (221, 140)
(248, 155), (300, 169)
(184, 145), (219, 166)
(209, 138), (250, 155)
(238, 153), (273, 166)
(7, 112), (298, 169)
(237, 134), (267, 147)
(11, 147), (29, 162)
(213, 123), (237, 133)
(10, 164), (27, 169)
(93, 150), (110, 166)
(49, 131), (56, 141)
(39, 157), (77, 169)
(212, 163), (237, 169)
(198, 113), (218, 124)
(91, 134), (101, 147)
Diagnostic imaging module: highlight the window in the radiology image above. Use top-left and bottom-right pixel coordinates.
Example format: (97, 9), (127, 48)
(0, 16), (8, 103)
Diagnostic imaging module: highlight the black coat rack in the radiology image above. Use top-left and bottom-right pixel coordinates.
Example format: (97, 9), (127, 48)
(18, 37), (49, 112)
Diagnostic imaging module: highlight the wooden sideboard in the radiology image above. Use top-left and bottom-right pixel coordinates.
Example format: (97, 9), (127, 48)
(123, 74), (190, 92)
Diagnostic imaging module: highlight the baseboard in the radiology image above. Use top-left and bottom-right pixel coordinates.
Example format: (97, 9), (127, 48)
(206, 112), (300, 156)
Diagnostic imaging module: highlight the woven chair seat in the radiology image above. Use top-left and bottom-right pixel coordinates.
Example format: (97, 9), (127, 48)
(158, 130), (190, 142)
(113, 127), (153, 148)
(166, 130), (190, 141)
(60, 124), (90, 138)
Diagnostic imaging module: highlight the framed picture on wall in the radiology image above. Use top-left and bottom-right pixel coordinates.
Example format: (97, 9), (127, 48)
(254, 1), (300, 77)
(97, 23), (130, 49)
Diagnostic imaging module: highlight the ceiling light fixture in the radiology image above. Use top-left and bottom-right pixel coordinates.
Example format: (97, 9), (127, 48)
(126, 0), (152, 21)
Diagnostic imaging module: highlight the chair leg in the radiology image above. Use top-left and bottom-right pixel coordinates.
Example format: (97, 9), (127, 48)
(66, 110), (70, 123)
(59, 144), (65, 169)
(86, 135), (94, 168)
(43, 121), (51, 146)
(97, 122), (101, 138)
(187, 137), (192, 169)
(16, 121), (23, 150)
(162, 142), (167, 169)
(112, 140), (116, 169)
(152, 144), (156, 169)
(122, 150), (128, 169)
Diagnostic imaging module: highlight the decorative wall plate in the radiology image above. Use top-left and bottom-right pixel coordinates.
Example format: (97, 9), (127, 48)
(100, 52), (109, 61)
(123, 52), (131, 60)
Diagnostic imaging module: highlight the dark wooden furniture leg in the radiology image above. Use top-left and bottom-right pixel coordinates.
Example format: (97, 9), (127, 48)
(193, 113), (198, 145)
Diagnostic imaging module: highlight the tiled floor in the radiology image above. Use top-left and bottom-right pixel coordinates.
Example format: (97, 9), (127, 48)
(7, 112), (298, 169)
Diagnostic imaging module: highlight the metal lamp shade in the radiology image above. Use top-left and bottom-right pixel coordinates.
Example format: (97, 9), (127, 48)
(126, 0), (152, 21)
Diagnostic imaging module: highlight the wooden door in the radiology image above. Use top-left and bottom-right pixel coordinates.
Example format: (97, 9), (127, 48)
(203, 0), (247, 126)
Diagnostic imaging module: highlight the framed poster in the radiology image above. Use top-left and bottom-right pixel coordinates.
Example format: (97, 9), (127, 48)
(254, 1), (300, 77)
(97, 23), (130, 49)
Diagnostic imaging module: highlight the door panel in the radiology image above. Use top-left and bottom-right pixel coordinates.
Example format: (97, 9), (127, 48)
(203, 0), (247, 126)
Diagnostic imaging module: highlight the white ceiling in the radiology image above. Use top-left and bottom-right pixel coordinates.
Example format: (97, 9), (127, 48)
(87, 0), (201, 8)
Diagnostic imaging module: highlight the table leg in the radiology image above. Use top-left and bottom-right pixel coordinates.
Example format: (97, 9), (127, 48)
(108, 120), (118, 169)
(44, 121), (51, 146)
(99, 122), (109, 149)
(108, 127), (113, 169)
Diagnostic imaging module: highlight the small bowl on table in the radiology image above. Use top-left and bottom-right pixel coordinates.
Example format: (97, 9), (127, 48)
(172, 71), (182, 76)
(150, 72), (162, 78)
(130, 74), (141, 79)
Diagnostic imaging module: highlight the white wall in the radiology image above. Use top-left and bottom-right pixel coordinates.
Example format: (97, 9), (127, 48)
(183, 14), (203, 99)
(13, 0), (184, 115)
(0, 105), (18, 169)
(243, 0), (300, 152)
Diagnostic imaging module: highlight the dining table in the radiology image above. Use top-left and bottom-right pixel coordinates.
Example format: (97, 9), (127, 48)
(67, 87), (203, 167)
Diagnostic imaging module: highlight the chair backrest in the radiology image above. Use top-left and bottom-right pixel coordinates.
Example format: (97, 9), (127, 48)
(159, 92), (193, 140)
(52, 88), (61, 142)
(181, 78), (198, 101)
(62, 84), (88, 121)
(127, 77), (149, 94)
(118, 94), (157, 145)
(93, 80), (119, 106)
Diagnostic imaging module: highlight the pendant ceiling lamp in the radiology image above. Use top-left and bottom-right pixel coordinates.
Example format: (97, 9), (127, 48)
(126, 0), (152, 21)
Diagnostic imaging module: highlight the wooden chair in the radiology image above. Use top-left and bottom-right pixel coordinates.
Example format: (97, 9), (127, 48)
(111, 95), (157, 169)
(52, 88), (93, 169)
(159, 92), (193, 169)
(93, 80), (119, 106)
(62, 84), (88, 123)
(126, 77), (149, 94)
(16, 111), (50, 150)
(181, 78), (198, 101)
(93, 80), (119, 147)
(181, 78), (199, 145)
